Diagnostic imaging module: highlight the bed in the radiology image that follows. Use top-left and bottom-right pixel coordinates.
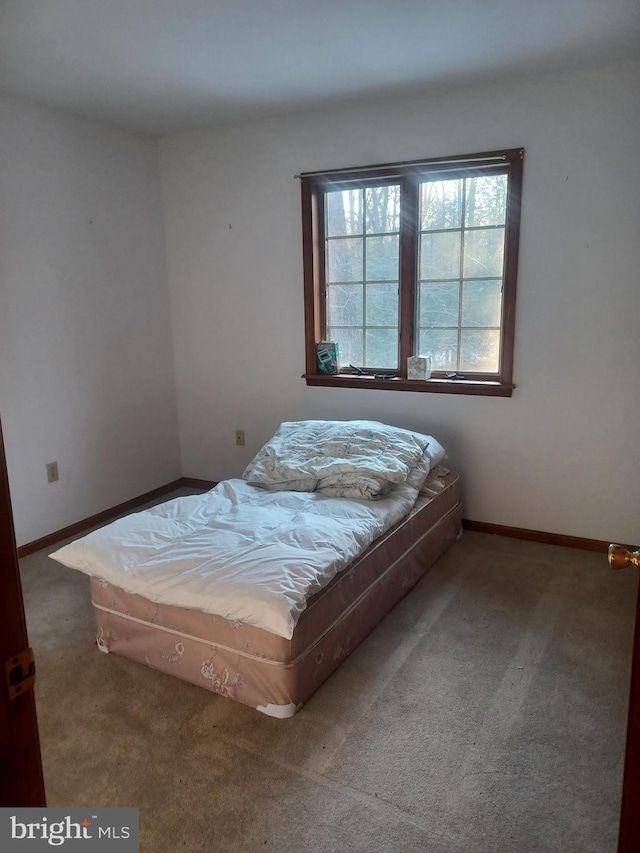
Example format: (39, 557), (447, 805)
(50, 420), (462, 717)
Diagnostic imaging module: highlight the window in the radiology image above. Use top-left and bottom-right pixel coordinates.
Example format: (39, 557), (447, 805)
(301, 149), (523, 396)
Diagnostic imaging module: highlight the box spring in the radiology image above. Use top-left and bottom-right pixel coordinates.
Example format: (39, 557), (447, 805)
(90, 472), (461, 717)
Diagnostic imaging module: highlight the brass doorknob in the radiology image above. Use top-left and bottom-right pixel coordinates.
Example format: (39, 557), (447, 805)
(608, 544), (640, 571)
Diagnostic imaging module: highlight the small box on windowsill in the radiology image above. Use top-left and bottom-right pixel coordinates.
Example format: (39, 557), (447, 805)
(316, 341), (340, 375)
(407, 356), (432, 380)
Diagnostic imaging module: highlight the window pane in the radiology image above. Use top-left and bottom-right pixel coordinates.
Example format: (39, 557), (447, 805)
(417, 329), (458, 371)
(463, 228), (505, 278)
(460, 329), (500, 372)
(419, 282), (459, 328)
(328, 327), (362, 367)
(327, 284), (363, 327)
(365, 235), (399, 281)
(420, 179), (463, 230)
(420, 231), (461, 279)
(326, 237), (363, 282)
(366, 283), (398, 327)
(462, 280), (502, 327)
(465, 175), (507, 227)
(326, 189), (362, 236)
(365, 185), (400, 234)
(365, 328), (398, 369)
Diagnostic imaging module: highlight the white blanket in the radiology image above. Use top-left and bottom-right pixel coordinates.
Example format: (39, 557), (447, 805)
(49, 441), (442, 639)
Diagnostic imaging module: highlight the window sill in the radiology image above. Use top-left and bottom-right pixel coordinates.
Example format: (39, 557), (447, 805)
(303, 374), (515, 397)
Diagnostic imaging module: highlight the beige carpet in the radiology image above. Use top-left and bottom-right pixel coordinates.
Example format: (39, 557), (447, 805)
(19, 498), (636, 852)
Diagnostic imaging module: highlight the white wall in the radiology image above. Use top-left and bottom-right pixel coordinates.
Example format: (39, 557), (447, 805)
(160, 55), (640, 545)
(0, 92), (181, 546)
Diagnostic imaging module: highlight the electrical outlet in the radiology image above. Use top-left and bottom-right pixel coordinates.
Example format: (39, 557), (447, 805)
(46, 461), (59, 483)
(235, 429), (245, 446)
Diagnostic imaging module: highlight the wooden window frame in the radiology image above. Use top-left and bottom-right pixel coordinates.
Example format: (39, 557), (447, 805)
(301, 148), (523, 397)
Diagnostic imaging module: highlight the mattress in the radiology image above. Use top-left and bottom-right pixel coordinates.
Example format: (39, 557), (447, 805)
(50, 437), (443, 640)
(89, 471), (461, 718)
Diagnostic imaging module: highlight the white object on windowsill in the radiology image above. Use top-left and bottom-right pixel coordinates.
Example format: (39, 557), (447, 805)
(407, 356), (432, 380)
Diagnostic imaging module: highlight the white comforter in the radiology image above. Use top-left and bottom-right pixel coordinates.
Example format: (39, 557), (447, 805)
(50, 433), (445, 640)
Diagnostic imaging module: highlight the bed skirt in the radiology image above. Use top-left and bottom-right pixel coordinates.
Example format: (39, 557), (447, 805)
(90, 472), (461, 717)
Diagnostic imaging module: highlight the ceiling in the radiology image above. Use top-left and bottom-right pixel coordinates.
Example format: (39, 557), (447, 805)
(0, 0), (638, 135)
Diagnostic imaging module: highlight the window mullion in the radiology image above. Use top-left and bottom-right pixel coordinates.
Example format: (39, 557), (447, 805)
(362, 193), (367, 367)
(399, 177), (418, 377)
(457, 178), (466, 372)
(318, 189), (327, 339)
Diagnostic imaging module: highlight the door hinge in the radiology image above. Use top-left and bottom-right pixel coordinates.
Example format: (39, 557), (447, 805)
(5, 647), (36, 700)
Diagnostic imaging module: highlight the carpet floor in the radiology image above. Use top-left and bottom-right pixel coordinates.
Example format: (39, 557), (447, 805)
(19, 498), (636, 852)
